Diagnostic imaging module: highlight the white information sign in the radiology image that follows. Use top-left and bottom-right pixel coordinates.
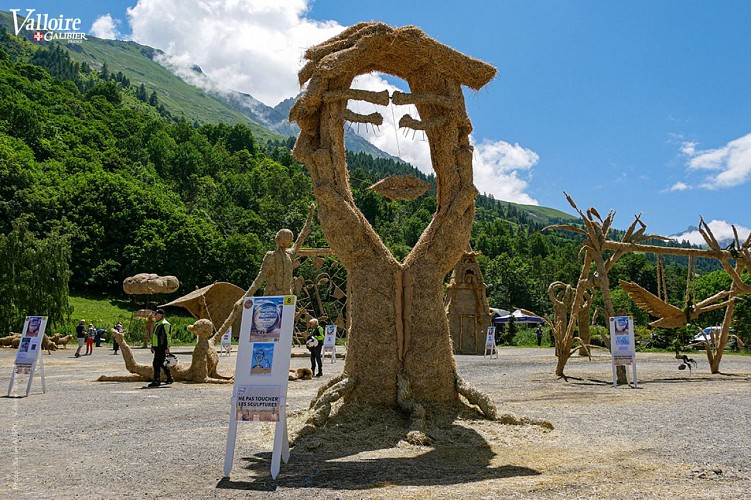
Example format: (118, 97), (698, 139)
(323, 324), (337, 363)
(7, 316), (48, 397)
(484, 326), (498, 359)
(219, 326), (232, 356)
(609, 315), (637, 388)
(223, 295), (296, 480)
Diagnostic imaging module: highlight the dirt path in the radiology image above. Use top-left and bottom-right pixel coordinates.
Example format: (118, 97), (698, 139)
(1, 345), (749, 498)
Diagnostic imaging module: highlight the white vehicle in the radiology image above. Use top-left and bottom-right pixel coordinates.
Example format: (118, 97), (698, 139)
(689, 326), (736, 350)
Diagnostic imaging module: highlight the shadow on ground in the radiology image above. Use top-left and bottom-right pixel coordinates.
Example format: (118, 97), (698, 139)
(217, 402), (541, 491)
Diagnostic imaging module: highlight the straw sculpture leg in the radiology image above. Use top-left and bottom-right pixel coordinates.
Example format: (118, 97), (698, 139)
(294, 374), (355, 440)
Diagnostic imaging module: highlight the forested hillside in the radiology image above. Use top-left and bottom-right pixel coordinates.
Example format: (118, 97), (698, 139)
(1, 28), (746, 338)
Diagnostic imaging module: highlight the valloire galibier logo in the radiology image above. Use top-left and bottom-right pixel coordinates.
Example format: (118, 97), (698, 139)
(10, 8), (87, 43)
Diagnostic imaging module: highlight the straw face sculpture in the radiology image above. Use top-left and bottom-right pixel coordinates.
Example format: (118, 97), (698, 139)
(291, 22), (496, 417)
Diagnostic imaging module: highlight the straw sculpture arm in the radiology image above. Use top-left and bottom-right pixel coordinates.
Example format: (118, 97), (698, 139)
(291, 203), (316, 255)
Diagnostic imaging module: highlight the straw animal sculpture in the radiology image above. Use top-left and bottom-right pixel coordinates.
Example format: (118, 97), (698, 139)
(97, 319), (232, 383)
(160, 282), (245, 346)
(41, 334), (57, 354)
(122, 273), (179, 295)
(54, 334), (73, 348)
(291, 22), (501, 436)
(289, 367), (314, 381)
(0, 333), (21, 347)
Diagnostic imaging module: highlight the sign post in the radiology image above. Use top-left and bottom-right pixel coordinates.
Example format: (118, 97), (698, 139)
(7, 316), (48, 397)
(609, 315), (637, 388)
(483, 326), (498, 359)
(219, 326), (232, 356)
(223, 296), (296, 479)
(323, 324), (337, 363)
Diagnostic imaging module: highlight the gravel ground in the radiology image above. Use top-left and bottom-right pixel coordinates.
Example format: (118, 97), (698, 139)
(1, 344), (749, 499)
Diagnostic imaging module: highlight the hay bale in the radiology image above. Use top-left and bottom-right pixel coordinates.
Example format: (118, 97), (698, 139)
(123, 273), (179, 295)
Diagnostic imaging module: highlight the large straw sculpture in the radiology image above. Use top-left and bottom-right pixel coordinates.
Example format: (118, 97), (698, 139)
(291, 23), (500, 433)
(97, 319), (232, 383)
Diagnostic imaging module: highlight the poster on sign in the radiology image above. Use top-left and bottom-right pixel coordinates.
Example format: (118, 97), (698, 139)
(609, 315), (637, 387)
(236, 385), (282, 422)
(484, 326), (498, 359)
(224, 295), (296, 480)
(219, 326), (232, 356)
(250, 343), (275, 375)
(249, 297), (285, 342)
(323, 325), (336, 348)
(323, 324), (337, 363)
(8, 315), (48, 397)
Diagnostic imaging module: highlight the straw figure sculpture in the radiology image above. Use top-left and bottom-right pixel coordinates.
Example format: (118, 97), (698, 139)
(548, 281), (593, 357)
(97, 319), (232, 383)
(214, 204), (316, 339)
(290, 22), (526, 438)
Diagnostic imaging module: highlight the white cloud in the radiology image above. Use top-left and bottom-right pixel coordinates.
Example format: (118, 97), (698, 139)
(347, 76), (539, 204)
(681, 133), (751, 189)
(668, 181), (690, 192)
(680, 141), (696, 156)
(126, 0), (343, 106)
(90, 14), (120, 40)
(674, 220), (751, 247)
(125, 0), (540, 204)
(472, 139), (539, 205)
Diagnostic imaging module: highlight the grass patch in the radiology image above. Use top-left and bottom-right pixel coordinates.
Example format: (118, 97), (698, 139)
(67, 293), (197, 346)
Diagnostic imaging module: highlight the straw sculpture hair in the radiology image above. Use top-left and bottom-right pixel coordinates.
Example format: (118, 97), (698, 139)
(290, 22), (499, 433)
(97, 319), (232, 383)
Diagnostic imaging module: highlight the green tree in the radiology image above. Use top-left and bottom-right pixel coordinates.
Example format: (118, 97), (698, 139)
(0, 220), (72, 335)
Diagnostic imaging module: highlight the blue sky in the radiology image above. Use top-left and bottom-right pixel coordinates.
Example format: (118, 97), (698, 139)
(5, 0), (751, 242)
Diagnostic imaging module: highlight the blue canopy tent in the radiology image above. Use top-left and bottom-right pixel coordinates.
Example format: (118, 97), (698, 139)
(492, 308), (545, 325)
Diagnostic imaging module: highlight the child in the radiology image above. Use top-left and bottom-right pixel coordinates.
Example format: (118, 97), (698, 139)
(86, 323), (96, 355)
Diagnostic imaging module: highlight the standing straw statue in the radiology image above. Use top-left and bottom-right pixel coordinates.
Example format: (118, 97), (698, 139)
(216, 203), (316, 337)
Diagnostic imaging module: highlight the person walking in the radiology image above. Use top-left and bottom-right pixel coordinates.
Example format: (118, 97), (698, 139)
(536, 326), (544, 347)
(307, 318), (325, 378)
(75, 319), (86, 358)
(149, 309), (174, 387)
(112, 322), (122, 355)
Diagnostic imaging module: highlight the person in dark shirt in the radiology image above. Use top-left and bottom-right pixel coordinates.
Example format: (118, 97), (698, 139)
(75, 319), (86, 358)
(149, 309), (174, 387)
